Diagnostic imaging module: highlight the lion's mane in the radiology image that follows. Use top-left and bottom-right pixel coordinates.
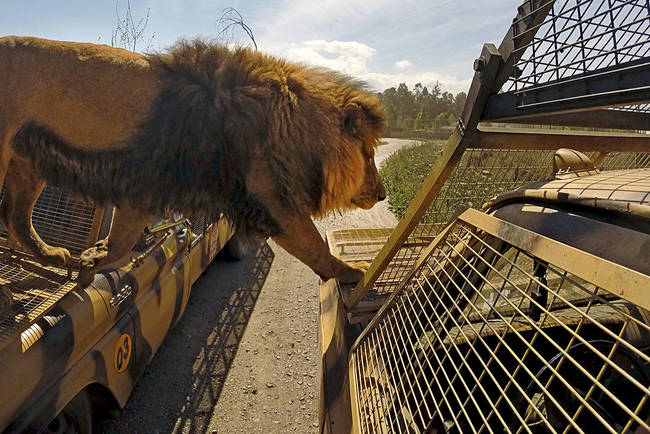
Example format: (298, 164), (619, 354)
(12, 39), (384, 240)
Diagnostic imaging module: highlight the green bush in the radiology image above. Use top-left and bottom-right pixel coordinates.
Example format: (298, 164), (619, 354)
(379, 140), (445, 220)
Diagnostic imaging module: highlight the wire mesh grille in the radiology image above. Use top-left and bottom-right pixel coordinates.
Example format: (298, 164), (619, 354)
(611, 103), (650, 114)
(328, 228), (396, 271)
(508, 0), (650, 93)
(0, 247), (75, 345)
(375, 148), (556, 298)
(0, 186), (97, 257)
(188, 215), (209, 238)
(328, 227), (438, 302)
(371, 148), (650, 302)
(596, 151), (650, 170)
(351, 216), (650, 433)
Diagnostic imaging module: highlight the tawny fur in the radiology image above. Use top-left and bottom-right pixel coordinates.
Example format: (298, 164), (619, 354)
(0, 36), (386, 285)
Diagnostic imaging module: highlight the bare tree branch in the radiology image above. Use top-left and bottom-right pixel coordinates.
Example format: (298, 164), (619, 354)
(111, 0), (155, 52)
(216, 7), (257, 50)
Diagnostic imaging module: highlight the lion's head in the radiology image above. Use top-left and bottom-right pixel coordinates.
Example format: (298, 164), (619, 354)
(318, 93), (387, 215)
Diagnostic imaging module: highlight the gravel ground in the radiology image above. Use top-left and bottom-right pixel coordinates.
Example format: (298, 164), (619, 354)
(99, 138), (419, 433)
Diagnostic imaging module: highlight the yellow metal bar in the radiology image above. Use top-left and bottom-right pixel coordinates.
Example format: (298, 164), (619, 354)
(86, 205), (105, 248)
(349, 221), (457, 355)
(345, 43), (505, 309)
(459, 208), (650, 312)
(343, 126), (466, 309)
(348, 355), (361, 434)
(319, 279), (355, 433)
(473, 126), (650, 151)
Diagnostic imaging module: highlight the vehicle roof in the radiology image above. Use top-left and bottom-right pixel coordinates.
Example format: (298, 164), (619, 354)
(485, 167), (650, 220)
(485, 167), (650, 276)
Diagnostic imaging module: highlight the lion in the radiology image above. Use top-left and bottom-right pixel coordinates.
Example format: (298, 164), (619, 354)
(0, 36), (386, 287)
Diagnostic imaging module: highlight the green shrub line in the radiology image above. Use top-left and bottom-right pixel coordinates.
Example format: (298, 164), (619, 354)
(380, 143), (564, 224)
(379, 140), (445, 221)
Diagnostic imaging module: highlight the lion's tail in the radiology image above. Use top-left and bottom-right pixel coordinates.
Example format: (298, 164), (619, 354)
(11, 121), (128, 205)
(11, 121), (282, 240)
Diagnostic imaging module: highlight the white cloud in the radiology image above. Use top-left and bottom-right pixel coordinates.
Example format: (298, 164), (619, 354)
(284, 40), (375, 76)
(257, 0), (399, 45)
(395, 60), (412, 70)
(282, 39), (470, 94)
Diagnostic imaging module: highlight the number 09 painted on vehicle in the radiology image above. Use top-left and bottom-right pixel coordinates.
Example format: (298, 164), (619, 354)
(114, 333), (132, 373)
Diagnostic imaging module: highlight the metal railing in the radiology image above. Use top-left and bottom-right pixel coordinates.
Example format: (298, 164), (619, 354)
(0, 185), (103, 257)
(350, 209), (650, 433)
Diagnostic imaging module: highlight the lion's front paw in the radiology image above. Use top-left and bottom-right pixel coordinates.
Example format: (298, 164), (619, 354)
(42, 246), (72, 268)
(77, 240), (109, 287)
(79, 240), (109, 269)
(336, 261), (370, 284)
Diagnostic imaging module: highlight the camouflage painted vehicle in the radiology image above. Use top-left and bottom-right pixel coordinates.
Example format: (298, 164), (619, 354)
(317, 0), (650, 431)
(319, 151), (650, 433)
(0, 186), (235, 433)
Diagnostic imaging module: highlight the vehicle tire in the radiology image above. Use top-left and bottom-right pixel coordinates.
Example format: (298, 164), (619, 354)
(44, 390), (92, 434)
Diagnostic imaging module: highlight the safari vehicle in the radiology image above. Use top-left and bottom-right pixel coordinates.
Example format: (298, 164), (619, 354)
(0, 186), (235, 432)
(318, 1), (650, 432)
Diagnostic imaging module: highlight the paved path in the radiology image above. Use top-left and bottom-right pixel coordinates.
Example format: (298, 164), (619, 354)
(100, 138), (420, 434)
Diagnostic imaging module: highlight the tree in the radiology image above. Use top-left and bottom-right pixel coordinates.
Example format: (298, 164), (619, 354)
(414, 104), (430, 130)
(111, 0), (155, 52)
(216, 7), (257, 50)
(453, 92), (467, 116)
(377, 82), (467, 132)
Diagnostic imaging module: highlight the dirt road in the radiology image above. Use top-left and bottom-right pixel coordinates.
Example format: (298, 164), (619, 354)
(100, 138), (419, 433)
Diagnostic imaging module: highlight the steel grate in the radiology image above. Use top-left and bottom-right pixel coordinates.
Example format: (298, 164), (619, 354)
(0, 185), (99, 345)
(368, 148), (650, 305)
(328, 227), (438, 303)
(596, 152), (650, 170)
(611, 103), (650, 114)
(351, 211), (650, 433)
(0, 247), (76, 345)
(508, 0), (650, 93)
(0, 186), (97, 257)
(188, 215), (209, 239)
(374, 148), (557, 299)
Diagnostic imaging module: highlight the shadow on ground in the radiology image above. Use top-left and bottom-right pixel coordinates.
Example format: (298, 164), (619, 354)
(98, 242), (275, 433)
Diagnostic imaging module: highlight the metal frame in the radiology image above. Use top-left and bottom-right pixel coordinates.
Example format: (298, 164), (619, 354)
(344, 0), (650, 310)
(0, 185), (105, 258)
(348, 208), (650, 433)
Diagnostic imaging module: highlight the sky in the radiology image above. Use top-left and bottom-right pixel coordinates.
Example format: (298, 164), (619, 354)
(0, 0), (518, 94)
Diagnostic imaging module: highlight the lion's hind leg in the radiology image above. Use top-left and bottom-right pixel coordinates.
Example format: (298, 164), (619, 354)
(0, 157), (72, 268)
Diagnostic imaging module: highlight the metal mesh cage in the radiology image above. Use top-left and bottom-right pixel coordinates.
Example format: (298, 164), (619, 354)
(188, 215), (209, 238)
(0, 248), (75, 344)
(0, 186), (99, 345)
(350, 209), (650, 433)
(328, 227), (437, 303)
(508, 0), (650, 92)
(0, 185), (97, 257)
(350, 146), (650, 308)
(373, 148), (558, 297)
(597, 151), (650, 170)
(338, 1), (650, 429)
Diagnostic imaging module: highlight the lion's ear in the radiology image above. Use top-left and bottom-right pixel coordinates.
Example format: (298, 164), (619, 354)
(342, 102), (364, 136)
